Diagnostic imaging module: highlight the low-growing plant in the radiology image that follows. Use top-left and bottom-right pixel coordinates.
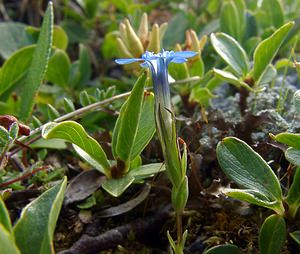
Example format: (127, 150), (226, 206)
(42, 73), (164, 197)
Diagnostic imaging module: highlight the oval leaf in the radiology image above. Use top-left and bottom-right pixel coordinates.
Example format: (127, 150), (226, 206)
(259, 214), (286, 254)
(271, 132), (300, 149)
(42, 121), (110, 174)
(285, 147), (300, 166)
(0, 45), (35, 95)
(13, 177), (67, 254)
(252, 22), (294, 83)
(217, 137), (282, 202)
(210, 32), (249, 76)
(46, 49), (70, 86)
(0, 22), (33, 59)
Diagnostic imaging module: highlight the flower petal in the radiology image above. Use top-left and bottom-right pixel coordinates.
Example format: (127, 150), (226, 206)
(115, 58), (142, 65)
(172, 51), (197, 58)
(170, 57), (187, 63)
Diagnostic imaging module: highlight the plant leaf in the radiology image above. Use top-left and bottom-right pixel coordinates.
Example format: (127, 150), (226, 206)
(112, 73), (147, 163)
(0, 225), (21, 254)
(98, 183), (151, 217)
(52, 26), (68, 50)
(252, 22), (294, 84)
(290, 231), (300, 245)
(46, 49), (70, 86)
(13, 177), (67, 254)
(285, 147), (300, 166)
(216, 137), (282, 202)
(19, 2), (54, 121)
(270, 132), (300, 149)
(259, 214), (286, 254)
(204, 244), (241, 254)
(0, 45), (35, 95)
(102, 174), (135, 197)
(0, 22), (33, 59)
(42, 121), (110, 174)
(261, 0), (284, 29)
(130, 163), (165, 180)
(0, 197), (12, 232)
(130, 92), (156, 160)
(224, 189), (282, 213)
(220, 1), (244, 42)
(210, 32), (249, 76)
(285, 166), (300, 217)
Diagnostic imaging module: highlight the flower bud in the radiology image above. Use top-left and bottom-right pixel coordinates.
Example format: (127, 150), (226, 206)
(124, 19), (144, 57)
(138, 13), (148, 47)
(147, 24), (160, 53)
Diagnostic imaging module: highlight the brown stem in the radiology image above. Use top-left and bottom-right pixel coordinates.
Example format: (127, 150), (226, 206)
(0, 165), (50, 188)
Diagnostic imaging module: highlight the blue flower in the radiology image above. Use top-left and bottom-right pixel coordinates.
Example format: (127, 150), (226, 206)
(115, 50), (196, 187)
(115, 50), (196, 108)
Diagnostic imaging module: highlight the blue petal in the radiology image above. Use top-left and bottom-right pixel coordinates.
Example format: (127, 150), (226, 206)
(172, 51), (197, 58)
(115, 58), (142, 65)
(170, 57), (187, 63)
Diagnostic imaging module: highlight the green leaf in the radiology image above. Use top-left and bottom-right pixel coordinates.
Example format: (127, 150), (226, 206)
(213, 69), (245, 88)
(259, 214), (286, 254)
(130, 163), (165, 180)
(13, 177), (67, 254)
(52, 26), (68, 50)
(224, 189), (281, 212)
(252, 22), (294, 84)
(19, 2), (54, 121)
(171, 176), (188, 212)
(0, 126), (10, 147)
(204, 244), (241, 254)
(0, 22), (33, 59)
(70, 44), (91, 89)
(220, 1), (244, 42)
(0, 225), (21, 254)
(216, 137), (283, 204)
(79, 90), (91, 106)
(112, 73), (147, 164)
(285, 167), (300, 217)
(294, 90), (300, 115)
(259, 64), (277, 85)
(73, 145), (105, 173)
(102, 174), (135, 197)
(47, 104), (60, 121)
(210, 32), (249, 76)
(290, 231), (300, 245)
(261, 0), (284, 29)
(270, 132), (300, 149)
(0, 197), (12, 232)
(285, 148), (300, 166)
(130, 92), (155, 160)
(63, 97), (75, 113)
(189, 87), (216, 107)
(46, 49), (70, 86)
(0, 45), (35, 95)
(42, 121), (110, 174)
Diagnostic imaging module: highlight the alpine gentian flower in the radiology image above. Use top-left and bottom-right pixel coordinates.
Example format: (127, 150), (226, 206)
(116, 50), (197, 187)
